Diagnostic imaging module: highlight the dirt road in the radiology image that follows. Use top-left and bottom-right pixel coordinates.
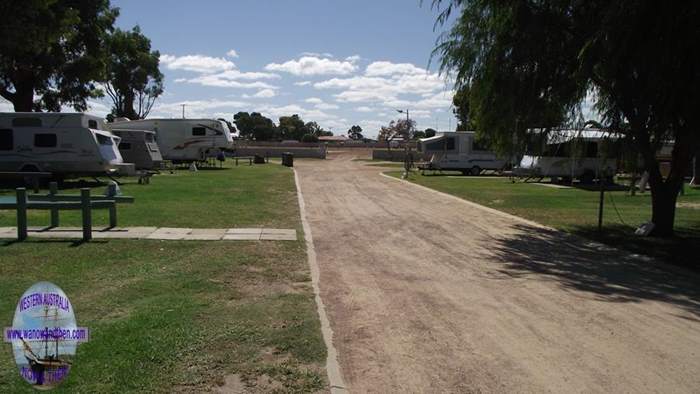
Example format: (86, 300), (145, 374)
(295, 151), (700, 393)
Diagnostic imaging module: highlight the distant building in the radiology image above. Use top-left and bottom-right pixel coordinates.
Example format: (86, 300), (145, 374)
(318, 135), (349, 143)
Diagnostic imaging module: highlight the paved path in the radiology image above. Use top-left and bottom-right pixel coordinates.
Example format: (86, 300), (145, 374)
(0, 227), (296, 241)
(295, 151), (700, 393)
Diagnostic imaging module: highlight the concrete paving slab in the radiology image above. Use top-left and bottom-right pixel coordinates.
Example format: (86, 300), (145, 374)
(186, 229), (226, 240)
(260, 233), (297, 241)
(226, 228), (263, 234)
(31, 231), (84, 239)
(146, 227), (192, 240)
(222, 233), (261, 241)
(261, 228), (297, 236)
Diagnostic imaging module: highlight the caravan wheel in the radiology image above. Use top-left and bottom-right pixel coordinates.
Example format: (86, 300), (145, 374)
(470, 166), (481, 176)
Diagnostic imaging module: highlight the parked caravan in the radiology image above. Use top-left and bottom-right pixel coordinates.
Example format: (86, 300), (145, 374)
(110, 118), (233, 162)
(0, 112), (133, 176)
(417, 131), (508, 175)
(110, 129), (163, 170)
(513, 129), (617, 183)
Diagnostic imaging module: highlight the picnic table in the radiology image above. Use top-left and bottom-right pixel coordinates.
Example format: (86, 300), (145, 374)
(0, 182), (134, 241)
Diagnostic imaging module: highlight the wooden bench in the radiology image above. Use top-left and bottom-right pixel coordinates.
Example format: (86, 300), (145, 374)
(234, 156), (254, 166)
(0, 183), (134, 241)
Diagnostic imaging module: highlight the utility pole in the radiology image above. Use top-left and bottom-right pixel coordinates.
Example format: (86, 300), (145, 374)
(181, 104), (186, 119)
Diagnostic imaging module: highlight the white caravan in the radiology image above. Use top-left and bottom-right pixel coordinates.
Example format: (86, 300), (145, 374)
(0, 112), (132, 176)
(111, 129), (163, 170)
(417, 131), (508, 175)
(513, 129), (617, 183)
(110, 118), (233, 162)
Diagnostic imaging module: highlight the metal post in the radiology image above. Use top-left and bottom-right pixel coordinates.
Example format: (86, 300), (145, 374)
(49, 181), (59, 227)
(598, 174), (605, 233)
(81, 188), (92, 241)
(16, 188), (27, 241)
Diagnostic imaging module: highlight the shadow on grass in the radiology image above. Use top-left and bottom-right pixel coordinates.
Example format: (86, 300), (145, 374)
(0, 238), (108, 247)
(490, 224), (700, 316)
(569, 223), (700, 268)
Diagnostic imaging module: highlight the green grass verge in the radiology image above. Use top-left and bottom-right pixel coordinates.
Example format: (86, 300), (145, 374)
(0, 162), (326, 392)
(389, 171), (700, 267)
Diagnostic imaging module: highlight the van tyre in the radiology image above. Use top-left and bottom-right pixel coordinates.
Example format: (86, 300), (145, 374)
(470, 166), (481, 176)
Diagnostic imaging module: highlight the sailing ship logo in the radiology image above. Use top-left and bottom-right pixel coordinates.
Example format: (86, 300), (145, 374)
(4, 282), (89, 390)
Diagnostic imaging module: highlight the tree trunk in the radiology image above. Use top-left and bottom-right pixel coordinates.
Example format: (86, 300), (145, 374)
(649, 183), (679, 237)
(642, 133), (691, 237)
(691, 152), (700, 186)
(12, 81), (35, 112)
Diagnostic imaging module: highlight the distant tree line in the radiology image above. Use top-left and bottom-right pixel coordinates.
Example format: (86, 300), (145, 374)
(233, 112), (334, 142)
(0, 0), (163, 119)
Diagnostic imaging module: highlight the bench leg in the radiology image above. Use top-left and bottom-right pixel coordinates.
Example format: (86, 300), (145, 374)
(16, 188), (27, 241)
(49, 182), (59, 227)
(81, 188), (92, 241)
(109, 205), (117, 228)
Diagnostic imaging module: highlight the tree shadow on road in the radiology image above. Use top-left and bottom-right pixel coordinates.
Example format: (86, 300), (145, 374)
(490, 224), (700, 316)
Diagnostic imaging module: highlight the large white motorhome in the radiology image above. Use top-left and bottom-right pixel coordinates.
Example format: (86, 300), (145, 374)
(417, 131), (509, 175)
(513, 129), (617, 183)
(0, 112), (132, 176)
(110, 118), (233, 163)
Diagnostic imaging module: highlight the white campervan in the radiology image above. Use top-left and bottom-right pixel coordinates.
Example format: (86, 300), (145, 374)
(0, 112), (132, 176)
(110, 118), (233, 163)
(513, 129), (617, 183)
(417, 131), (508, 175)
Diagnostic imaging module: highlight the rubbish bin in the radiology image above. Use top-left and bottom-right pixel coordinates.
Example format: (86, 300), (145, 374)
(253, 154), (266, 164)
(281, 152), (294, 167)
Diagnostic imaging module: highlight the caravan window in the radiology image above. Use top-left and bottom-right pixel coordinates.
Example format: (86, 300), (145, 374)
(445, 137), (456, 151)
(96, 134), (113, 146)
(192, 127), (206, 136)
(119, 142), (132, 150)
(12, 117), (42, 127)
(145, 133), (154, 142)
(34, 133), (57, 148)
(0, 129), (13, 150)
(88, 119), (99, 129)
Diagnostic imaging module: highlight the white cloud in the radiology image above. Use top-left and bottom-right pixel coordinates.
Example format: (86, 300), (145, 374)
(150, 99), (249, 119)
(346, 55), (361, 63)
(365, 61), (427, 77)
(355, 106), (373, 112)
(226, 49), (239, 58)
(243, 89), (277, 99)
(0, 99), (14, 112)
(304, 97), (339, 110)
(160, 54), (236, 74)
(300, 52), (334, 58)
(294, 81), (312, 86)
(316, 102), (339, 110)
(305, 97), (323, 104)
(265, 56), (358, 76)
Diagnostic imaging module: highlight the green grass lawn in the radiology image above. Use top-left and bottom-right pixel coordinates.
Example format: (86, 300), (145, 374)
(390, 171), (700, 267)
(0, 162), (327, 392)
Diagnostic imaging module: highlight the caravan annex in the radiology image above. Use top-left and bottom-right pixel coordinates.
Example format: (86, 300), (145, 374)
(110, 118), (233, 163)
(0, 112), (132, 176)
(417, 131), (509, 175)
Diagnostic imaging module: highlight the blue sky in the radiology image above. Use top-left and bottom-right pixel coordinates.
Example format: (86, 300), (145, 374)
(103, 0), (458, 137)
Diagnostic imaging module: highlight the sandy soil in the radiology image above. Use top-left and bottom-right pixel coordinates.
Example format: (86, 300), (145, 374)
(295, 150), (700, 393)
